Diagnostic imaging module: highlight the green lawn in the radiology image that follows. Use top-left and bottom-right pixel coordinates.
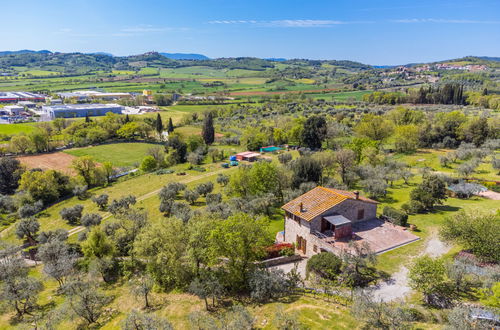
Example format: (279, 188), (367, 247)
(64, 142), (159, 167)
(0, 122), (39, 136)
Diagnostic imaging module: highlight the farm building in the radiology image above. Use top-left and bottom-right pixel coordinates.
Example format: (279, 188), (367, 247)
(41, 104), (123, 119)
(0, 91), (46, 103)
(235, 151), (261, 162)
(281, 186), (419, 257)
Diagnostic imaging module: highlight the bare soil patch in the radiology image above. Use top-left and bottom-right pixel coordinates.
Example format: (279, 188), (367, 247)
(17, 152), (78, 175)
(477, 190), (500, 200)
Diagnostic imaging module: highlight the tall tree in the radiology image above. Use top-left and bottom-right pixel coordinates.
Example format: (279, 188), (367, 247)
(72, 156), (97, 186)
(134, 217), (191, 290)
(155, 113), (163, 135)
(0, 157), (24, 194)
(208, 213), (272, 292)
(355, 114), (393, 141)
(202, 112), (215, 145)
(167, 117), (174, 133)
(301, 116), (327, 149)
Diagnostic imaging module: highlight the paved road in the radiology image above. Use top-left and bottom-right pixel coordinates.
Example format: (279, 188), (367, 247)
(68, 169), (230, 237)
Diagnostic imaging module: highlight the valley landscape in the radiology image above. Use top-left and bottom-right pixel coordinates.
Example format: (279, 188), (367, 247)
(0, 1), (499, 329)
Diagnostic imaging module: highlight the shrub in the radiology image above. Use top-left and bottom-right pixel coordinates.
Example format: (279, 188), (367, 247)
(401, 200), (425, 214)
(140, 156), (157, 172)
(73, 185), (88, 200)
(248, 269), (297, 302)
(382, 206), (408, 226)
(18, 200), (43, 219)
(306, 252), (342, 281)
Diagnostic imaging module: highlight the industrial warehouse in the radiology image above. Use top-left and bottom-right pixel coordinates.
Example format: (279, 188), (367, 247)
(56, 90), (133, 101)
(0, 91), (46, 103)
(41, 103), (124, 119)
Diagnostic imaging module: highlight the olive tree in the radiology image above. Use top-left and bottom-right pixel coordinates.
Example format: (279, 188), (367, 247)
(131, 275), (154, 309)
(15, 217), (40, 245)
(91, 194), (109, 210)
(81, 213), (103, 228)
(64, 280), (110, 325)
(37, 240), (77, 288)
(122, 310), (173, 330)
(60, 204), (84, 224)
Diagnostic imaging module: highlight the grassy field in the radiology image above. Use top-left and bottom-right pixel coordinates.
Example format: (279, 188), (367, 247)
(64, 142), (160, 167)
(0, 122), (39, 136)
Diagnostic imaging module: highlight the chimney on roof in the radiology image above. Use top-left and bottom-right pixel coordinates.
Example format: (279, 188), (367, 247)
(354, 191), (359, 200)
(299, 202), (304, 212)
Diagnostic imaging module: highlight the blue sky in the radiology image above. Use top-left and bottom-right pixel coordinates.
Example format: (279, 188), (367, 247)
(1, 0), (499, 64)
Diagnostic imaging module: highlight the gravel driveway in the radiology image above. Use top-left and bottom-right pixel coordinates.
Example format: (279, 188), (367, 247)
(372, 234), (450, 302)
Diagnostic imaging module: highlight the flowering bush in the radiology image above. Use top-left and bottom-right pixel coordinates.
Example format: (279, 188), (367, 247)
(265, 243), (294, 259)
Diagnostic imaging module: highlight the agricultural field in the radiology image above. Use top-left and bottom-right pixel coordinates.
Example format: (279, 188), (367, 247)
(64, 142), (160, 167)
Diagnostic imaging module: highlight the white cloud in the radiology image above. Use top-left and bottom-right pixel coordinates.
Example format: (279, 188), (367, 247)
(208, 18), (500, 27)
(208, 19), (368, 27)
(392, 18), (500, 24)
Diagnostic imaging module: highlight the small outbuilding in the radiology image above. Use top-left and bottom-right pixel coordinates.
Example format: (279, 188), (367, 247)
(235, 151), (261, 162)
(322, 215), (352, 239)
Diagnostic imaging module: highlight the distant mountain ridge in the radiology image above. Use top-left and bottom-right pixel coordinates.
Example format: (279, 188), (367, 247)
(0, 49), (51, 56)
(159, 53), (209, 60)
(476, 56), (500, 62)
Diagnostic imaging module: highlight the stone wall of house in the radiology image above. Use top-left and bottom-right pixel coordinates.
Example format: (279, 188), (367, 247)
(284, 215), (338, 257)
(284, 215), (311, 248)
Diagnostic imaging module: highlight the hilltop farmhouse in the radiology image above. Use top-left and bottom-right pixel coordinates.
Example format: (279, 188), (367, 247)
(281, 187), (419, 257)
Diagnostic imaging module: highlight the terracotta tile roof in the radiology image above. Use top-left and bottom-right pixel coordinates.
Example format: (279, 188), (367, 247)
(281, 186), (378, 222)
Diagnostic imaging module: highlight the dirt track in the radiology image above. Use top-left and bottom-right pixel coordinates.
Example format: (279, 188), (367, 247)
(17, 152), (77, 175)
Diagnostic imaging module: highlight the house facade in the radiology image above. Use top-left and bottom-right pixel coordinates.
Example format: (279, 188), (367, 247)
(282, 186), (378, 257)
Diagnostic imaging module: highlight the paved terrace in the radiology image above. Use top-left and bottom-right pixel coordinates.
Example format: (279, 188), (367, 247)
(318, 219), (420, 255)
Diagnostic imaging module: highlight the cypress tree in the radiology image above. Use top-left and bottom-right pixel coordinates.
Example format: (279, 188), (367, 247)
(125, 114), (130, 123)
(155, 113), (163, 134)
(201, 112), (215, 145)
(167, 118), (174, 133)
